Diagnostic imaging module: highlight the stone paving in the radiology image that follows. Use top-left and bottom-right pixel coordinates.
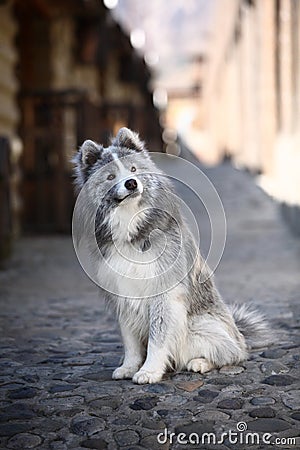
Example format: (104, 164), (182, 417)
(0, 154), (299, 449)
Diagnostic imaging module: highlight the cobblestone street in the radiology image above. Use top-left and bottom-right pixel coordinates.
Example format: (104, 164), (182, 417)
(0, 154), (299, 449)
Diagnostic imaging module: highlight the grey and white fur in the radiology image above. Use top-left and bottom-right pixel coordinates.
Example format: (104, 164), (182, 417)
(73, 127), (270, 384)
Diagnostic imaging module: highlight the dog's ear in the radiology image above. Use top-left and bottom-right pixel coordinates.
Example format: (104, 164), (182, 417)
(112, 127), (145, 152)
(72, 140), (102, 189)
(80, 140), (102, 167)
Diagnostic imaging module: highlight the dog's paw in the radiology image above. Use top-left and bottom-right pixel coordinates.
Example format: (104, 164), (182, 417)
(112, 366), (136, 380)
(186, 357), (214, 374)
(132, 369), (163, 384)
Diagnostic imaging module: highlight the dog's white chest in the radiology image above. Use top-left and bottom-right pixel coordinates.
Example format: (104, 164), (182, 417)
(98, 244), (158, 298)
(97, 205), (158, 297)
(109, 202), (144, 242)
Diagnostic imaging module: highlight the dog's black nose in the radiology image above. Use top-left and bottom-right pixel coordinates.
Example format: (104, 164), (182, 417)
(125, 178), (137, 191)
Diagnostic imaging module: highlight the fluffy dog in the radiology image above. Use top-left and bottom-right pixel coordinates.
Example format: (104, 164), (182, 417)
(73, 127), (269, 384)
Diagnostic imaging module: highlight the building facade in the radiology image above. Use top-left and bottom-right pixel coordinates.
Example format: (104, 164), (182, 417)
(0, 0), (161, 257)
(199, 0), (300, 234)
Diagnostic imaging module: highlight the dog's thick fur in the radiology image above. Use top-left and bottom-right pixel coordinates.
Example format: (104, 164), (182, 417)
(73, 127), (270, 384)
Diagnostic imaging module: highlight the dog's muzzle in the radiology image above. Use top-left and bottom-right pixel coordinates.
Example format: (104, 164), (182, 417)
(124, 178), (138, 191)
(114, 177), (143, 203)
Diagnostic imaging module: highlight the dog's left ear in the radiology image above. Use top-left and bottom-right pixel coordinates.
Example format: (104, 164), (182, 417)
(72, 140), (102, 189)
(112, 127), (145, 152)
(80, 140), (102, 166)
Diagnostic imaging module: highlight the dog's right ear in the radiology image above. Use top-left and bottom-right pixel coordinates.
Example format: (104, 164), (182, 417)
(112, 127), (145, 152)
(72, 140), (102, 189)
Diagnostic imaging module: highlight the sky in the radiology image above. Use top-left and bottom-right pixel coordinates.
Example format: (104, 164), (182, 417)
(110, 0), (216, 90)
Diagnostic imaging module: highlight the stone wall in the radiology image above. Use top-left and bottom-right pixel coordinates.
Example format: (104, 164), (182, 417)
(0, 3), (22, 259)
(0, 2), (19, 138)
(200, 0), (300, 232)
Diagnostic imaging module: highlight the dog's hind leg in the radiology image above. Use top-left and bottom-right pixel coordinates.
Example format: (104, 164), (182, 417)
(183, 313), (248, 373)
(186, 357), (215, 373)
(112, 321), (145, 380)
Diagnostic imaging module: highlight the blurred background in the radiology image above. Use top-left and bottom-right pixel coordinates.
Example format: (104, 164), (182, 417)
(0, 0), (299, 260)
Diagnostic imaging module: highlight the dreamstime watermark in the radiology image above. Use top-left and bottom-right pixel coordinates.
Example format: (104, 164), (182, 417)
(72, 153), (227, 298)
(157, 422), (297, 446)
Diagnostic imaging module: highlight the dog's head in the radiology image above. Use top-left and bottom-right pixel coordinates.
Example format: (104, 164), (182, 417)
(72, 127), (159, 207)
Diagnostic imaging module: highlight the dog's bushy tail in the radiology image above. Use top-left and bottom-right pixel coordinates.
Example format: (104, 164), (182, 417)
(229, 304), (273, 349)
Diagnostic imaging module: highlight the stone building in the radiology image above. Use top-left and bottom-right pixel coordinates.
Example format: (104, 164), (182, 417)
(199, 0), (300, 234)
(0, 0), (161, 257)
(0, 1), (21, 259)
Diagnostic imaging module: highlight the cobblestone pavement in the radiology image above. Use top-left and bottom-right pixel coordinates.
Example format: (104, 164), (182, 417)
(0, 154), (299, 449)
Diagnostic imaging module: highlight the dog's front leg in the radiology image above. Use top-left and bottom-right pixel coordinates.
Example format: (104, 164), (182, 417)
(112, 321), (145, 380)
(133, 295), (186, 384)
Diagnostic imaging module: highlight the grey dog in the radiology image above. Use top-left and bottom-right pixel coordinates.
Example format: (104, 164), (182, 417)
(72, 127), (269, 384)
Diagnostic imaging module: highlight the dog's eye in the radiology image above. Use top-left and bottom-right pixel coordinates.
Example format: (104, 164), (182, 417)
(131, 166), (136, 172)
(107, 174), (115, 180)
